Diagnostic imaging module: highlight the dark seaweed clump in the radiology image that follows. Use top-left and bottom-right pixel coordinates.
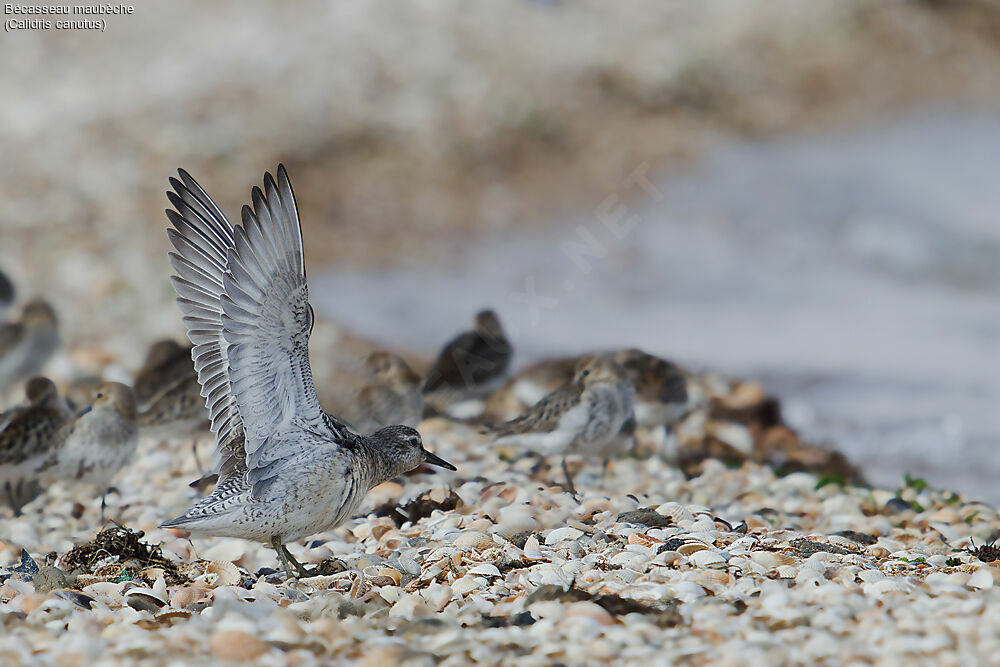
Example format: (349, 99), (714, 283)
(60, 526), (182, 584)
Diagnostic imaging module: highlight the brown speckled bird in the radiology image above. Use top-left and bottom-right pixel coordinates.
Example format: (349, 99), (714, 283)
(0, 381), (136, 516)
(487, 355), (635, 493)
(133, 339), (210, 477)
(1, 377), (72, 433)
(486, 347), (688, 427)
(133, 339), (195, 407)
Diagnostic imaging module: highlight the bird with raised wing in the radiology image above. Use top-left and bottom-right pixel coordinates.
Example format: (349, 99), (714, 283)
(158, 165), (455, 579)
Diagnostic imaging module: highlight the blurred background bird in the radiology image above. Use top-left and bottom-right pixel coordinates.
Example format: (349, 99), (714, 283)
(344, 351), (423, 434)
(0, 300), (59, 396)
(0, 382), (138, 518)
(0, 377), (74, 514)
(422, 309), (512, 417)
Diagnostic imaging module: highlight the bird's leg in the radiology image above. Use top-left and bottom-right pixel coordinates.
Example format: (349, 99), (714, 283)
(100, 486), (121, 524)
(271, 536), (297, 579)
(271, 536), (312, 579)
(561, 457), (578, 497)
(281, 544), (313, 579)
(5, 481), (23, 518)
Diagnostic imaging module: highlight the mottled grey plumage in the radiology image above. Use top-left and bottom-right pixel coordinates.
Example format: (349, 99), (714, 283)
(488, 356), (635, 492)
(487, 347), (688, 427)
(0, 381), (137, 515)
(0, 300), (59, 392)
(345, 351), (423, 434)
(422, 309), (512, 402)
(159, 165), (455, 578)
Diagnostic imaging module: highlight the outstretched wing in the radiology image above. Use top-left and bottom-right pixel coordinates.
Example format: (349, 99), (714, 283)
(166, 169), (247, 484)
(220, 166), (331, 490)
(168, 165), (339, 496)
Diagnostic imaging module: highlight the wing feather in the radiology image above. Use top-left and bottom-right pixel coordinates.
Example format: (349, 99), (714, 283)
(165, 170), (245, 484)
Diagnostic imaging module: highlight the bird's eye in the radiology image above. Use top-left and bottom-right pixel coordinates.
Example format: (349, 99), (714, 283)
(95, 393), (104, 399)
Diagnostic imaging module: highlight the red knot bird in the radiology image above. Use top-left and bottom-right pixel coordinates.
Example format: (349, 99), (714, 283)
(159, 165), (455, 579)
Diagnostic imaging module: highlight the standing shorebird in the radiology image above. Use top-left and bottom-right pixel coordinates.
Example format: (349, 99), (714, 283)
(345, 351), (423, 434)
(0, 299), (59, 393)
(134, 339), (197, 407)
(1, 376), (72, 432)
(0, 382), (138, 517)
(422, 309), (512, 409)
(487, 355), (635, 493)
(0, 377), (73, 513)
(158, 165), (455, 579)
(485, 347), (688, 427)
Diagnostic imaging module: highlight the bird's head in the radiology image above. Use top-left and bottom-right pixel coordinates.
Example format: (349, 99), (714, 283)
(370, 424), (456, 479)
(81, 382), (137, 421)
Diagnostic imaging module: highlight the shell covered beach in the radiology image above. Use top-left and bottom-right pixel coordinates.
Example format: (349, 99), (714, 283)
(4, 1), (1000, 665)
(3, 368), (1000, 665)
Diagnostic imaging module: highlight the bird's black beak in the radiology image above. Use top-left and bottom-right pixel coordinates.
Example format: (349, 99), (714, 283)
(422, 449), (457, 471)
(77, 406), (93, 418)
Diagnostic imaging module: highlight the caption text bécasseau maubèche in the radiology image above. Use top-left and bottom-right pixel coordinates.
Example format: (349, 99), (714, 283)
(4, 4), (134, 32)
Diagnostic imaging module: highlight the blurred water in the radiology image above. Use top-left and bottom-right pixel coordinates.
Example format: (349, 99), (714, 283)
(314, 109), (1000, 502)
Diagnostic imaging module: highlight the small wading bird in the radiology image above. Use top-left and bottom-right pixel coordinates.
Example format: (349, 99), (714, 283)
(485, 347), (689, 427)
(159, 165), (455, 579)
(486, 355), (635, 494)
(422, 309), (512, 408)
(133, 339), (211, 474)
(0, 381), (138, 518)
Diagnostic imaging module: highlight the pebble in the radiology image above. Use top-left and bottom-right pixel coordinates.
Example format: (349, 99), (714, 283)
(209, 630), (270, 661)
